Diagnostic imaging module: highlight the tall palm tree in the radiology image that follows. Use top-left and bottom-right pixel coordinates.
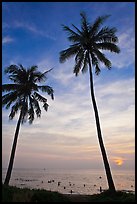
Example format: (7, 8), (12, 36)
(2, 64), (54, 185)
(59, 12), (120, 192)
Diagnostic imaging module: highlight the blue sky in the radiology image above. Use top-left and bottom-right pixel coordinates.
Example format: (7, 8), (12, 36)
(2, 2), (135, 172)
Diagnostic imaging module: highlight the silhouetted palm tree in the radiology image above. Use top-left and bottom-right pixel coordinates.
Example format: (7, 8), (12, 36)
(2, 64), (54, 185)
(59, 12), (120, 192)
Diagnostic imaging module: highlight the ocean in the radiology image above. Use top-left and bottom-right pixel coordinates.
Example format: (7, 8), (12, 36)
(2, 168), (135, 195)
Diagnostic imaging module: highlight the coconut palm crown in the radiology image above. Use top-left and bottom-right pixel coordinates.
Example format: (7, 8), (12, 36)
(2, 64), (54, 124)
(60, 12), (120, 75)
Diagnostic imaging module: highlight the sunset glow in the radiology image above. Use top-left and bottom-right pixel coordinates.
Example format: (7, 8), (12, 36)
(114, 158), (124, 166)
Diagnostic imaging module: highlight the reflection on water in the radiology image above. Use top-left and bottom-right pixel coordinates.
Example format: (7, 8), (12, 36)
(2, 168), (135, 195)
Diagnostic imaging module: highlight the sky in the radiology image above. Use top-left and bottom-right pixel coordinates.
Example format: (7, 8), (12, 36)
(2, 2), (135, 172)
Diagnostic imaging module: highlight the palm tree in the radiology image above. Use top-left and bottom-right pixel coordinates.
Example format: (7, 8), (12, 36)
(59, 12), (120, 192)
(2, 64), (54, 185)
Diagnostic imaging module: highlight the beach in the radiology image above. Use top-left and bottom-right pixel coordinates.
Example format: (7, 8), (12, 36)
(2, 184), (135, 202)
(2, 168), (135, 195)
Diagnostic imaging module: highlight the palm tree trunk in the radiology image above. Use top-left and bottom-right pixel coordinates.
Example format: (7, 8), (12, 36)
(88, 54), (116, 192)
(4, 111), (22, 185)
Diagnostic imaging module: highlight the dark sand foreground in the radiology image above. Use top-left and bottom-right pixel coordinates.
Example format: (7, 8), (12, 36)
(2, 184), (135, 202)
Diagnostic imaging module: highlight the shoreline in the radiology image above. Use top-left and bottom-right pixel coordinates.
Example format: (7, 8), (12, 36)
(2, 184), (135, 202)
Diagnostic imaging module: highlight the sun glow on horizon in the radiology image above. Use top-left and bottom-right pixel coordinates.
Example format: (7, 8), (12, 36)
(114, 158), (124, 166)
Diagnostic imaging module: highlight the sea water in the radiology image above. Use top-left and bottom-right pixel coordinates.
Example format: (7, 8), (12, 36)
(2, 168), (135, 195)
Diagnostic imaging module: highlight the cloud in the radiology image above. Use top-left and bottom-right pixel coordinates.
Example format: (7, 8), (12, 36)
(105, 29), (135, 69)
(2, 76), (134, 151)
(13, 21), (56, 40)
(2, 36), (14, 44)
(96, 78), (134, 110)
(52, 67), (74, 86)
(2, 66), (134, 140)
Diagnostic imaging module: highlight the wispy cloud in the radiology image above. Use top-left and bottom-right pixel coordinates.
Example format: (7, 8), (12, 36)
(51, 62), (75, 86)
(2, 36), (14, 44)
(106, 29), (135, 69)
(13, 21), (56, 40)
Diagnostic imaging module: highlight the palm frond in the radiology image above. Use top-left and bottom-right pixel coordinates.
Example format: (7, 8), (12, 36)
(75, 48), (84, 63)
(90, 52), (99, 66)
(38, 85), (54, 100)
(59, 44), (80, 63)
(33, 92), (47, 103)
(96, 42), (120, 53)
(95, 27), (118, 43)
(35, 68), (53, 82)
(95, 64), (101, 75)
(62, 25), (80, 39)
(62, 24), (81, 43)
(93, 49), (111, 68)
(73, 50), (84, 76)
(81, 51), (89, 74)
(89, 52), (101, 75)
(4, 64), (19, 74)
(89, 15), (110, 36)
(18, 64), (25, 70)
(2, 84), (21, 92)
(20, 100), (29, 124)
(29, 65), (38, 73)
(28, 96), (35, 124)
(2, 92), (18, 107)
(43, 102), (49, 111)
(9, 102), (20, 120)
(80, 11), (89, 32)
(31, 96), (41, 118)
(68, 34), (81, 43)
(72, 24), (83, 35)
